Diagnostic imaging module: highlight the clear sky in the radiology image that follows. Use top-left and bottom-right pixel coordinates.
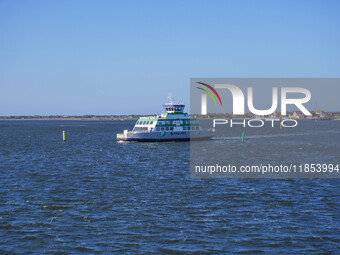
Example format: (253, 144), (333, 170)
(1, 0), (339, 115)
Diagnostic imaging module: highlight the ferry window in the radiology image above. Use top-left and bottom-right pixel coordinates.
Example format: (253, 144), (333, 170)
(156, 127), (160, 131)
(149, 121), (153, 124)
(166, 127), (169, 131)
(142, 121), (145, 125)
(170, 127), (174, 130)
(166, 121), (170, 124)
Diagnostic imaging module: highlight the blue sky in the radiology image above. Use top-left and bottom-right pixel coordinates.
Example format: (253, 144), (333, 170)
(0, 0), (339, 115)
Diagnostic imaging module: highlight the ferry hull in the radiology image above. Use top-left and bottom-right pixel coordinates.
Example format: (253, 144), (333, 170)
(116, 130), (213, 142)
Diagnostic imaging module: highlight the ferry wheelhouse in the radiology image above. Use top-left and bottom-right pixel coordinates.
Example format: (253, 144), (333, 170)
(116, 100), (213, 142)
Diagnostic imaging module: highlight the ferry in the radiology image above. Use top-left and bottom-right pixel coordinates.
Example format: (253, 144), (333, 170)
(116, 98), (214, 142)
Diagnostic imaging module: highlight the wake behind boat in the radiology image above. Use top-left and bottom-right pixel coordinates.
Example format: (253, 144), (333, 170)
(116, 98), (214, 142)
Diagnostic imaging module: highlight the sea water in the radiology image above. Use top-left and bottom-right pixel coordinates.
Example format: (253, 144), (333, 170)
(0, 120), (339, 254)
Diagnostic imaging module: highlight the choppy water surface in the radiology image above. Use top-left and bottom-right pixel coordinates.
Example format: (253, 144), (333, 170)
(0, 120), (339, 254)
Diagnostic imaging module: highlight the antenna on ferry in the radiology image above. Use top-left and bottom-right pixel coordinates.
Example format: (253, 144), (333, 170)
(167, 94), (172, 103)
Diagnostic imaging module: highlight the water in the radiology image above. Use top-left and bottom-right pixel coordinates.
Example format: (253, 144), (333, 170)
(0, 120), (339, 254)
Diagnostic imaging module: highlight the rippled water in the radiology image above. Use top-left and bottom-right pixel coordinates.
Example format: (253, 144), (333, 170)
(0, 120), (339, 254)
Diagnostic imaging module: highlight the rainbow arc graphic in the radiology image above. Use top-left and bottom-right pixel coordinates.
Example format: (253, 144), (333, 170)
(196, 82), (222, 106)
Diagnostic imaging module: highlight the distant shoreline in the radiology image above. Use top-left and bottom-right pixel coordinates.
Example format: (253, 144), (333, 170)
(1, 111), (340, 121)
(1, 117), (340, 121)
(0, 118), (139, 121)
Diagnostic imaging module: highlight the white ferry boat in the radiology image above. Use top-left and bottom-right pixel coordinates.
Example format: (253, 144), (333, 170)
(116, 99), (214, 142)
